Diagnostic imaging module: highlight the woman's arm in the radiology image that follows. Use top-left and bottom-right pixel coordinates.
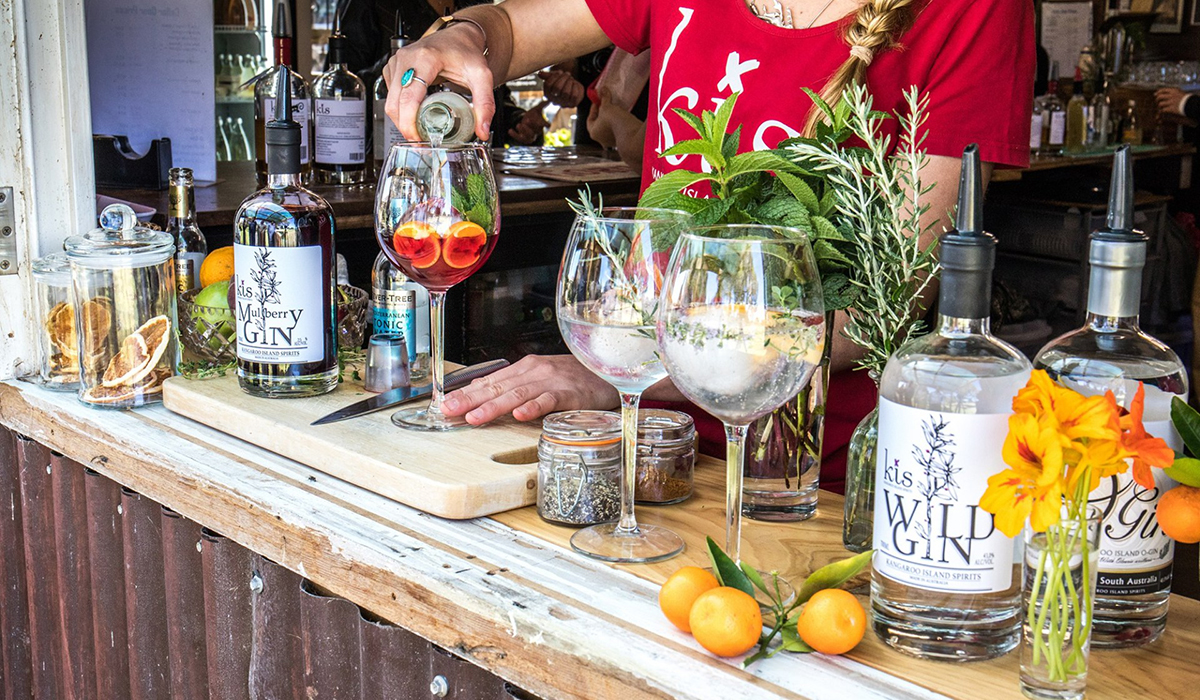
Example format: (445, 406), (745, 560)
(827, 154), (993, 374)
(383, 0), (611, 141)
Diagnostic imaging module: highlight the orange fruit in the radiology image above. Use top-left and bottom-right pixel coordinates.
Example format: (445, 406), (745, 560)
(1157, 485), (1200, 544)
(659, 566), (719, 632)
(796, 588), (867, 655)
(200, 246), (235, 288)
(392, 221), (441, 269)
(688, 587), (762, 657)
(442, 221), (488, 269)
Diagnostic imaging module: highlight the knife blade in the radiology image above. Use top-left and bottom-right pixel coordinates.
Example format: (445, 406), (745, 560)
(311, 359), (510, 426)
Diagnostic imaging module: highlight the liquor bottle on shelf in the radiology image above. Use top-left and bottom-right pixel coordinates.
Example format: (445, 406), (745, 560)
(1033, 145), (1188, 649)
(216, 117), (232, 161)
(1029, 92), (1043, 154)
(417, 90), (476, 145)
(1065, 67), (1087, 153)
(1121, 99), (1142, 145)
(871, 144), (1031, 661)
(1080, 75), (1096, 145)
(233, 117), (252, 161)
(1089, 77), (1112, 147)
(1040, 62), (1066, 156)
(373, 10), (409, 170)
(255, 0), (313, 186)
(313, 11), (368, 185)
(234, 68), (338, 398)
(371, 251), (430, 381)
(168, 167), (207, 294)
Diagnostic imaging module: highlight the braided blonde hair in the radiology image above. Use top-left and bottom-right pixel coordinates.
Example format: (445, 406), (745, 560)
(801, 0), (917, 137)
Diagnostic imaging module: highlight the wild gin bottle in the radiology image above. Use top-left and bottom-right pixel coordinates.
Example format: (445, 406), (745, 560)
(313, 11), (367, 185)
(255, 0), (313, 186)
(871, 145), (1031, 661)
(234, 68), (338, 398)
(1034, 146), (1187, 648)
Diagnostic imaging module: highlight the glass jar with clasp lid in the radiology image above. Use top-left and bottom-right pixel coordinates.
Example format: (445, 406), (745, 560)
(635, 409), (695, 504)
(537, 411), (622, 527)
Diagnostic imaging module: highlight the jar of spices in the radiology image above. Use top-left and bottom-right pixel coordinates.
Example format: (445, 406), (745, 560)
(537, 411), (622, 527)
(32, 253), (80, 391)
(635, 409), (695, 504)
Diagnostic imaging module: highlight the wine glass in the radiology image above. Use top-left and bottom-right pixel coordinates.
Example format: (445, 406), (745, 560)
(657, 225), (825, 563)
(374, 143), (500, 431)
(557, 207), (690, 563)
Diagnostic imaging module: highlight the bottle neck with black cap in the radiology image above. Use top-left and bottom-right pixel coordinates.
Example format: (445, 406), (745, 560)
(266, 67), (303, 191)
(935, 143), (996, 342)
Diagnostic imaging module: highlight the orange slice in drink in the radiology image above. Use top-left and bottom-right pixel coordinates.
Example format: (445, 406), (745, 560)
(442, 221), (488, 269)
(392, 221), (441, 269)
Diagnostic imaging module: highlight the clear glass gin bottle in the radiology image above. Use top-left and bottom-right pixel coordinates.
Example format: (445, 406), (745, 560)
(234, 68), (338, 398)
(313, 11), (367, 185)
(255, 0), (313, 186)
(1033, 146), (1187, 648)
(871, 145), (1032, 661)
(373, 11), (408, 170)
(167, 167), (207, 293)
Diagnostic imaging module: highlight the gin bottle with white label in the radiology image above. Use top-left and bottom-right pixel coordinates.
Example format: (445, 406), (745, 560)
(255, 0), (312, 186)
(1033, 145), (1188, 648)
(313, 10), (367, 185)
(871, 145), (1031, 661)
(373, 10), (408, 171)
(235, 68), (338, 398)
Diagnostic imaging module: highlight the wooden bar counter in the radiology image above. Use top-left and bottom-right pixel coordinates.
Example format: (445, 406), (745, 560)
(1, 379), (1197, 699)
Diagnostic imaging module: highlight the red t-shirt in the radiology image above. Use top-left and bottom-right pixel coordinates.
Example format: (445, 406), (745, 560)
(584, 0), (1035, 190)
(583, 0), (1035, 491)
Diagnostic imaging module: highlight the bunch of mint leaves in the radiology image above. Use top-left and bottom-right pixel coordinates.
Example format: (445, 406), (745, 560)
(451, 172), (495, 233)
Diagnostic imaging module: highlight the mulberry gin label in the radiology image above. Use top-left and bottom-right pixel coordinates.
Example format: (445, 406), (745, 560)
(234, 243), (325, 363)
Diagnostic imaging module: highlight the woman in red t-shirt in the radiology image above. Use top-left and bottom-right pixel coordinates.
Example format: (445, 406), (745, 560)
(384, 0), (1034, 491)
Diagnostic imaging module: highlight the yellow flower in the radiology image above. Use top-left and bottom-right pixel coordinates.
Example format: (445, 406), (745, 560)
(981, 412), (1066, 537)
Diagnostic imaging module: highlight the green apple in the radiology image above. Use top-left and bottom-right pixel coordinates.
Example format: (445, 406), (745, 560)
(193, 280), (235, 348)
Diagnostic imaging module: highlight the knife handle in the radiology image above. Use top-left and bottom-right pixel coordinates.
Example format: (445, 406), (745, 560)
(443, 359), (510, 390)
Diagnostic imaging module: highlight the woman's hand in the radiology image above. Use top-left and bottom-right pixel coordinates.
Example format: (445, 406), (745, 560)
(1156, 87), (1187, 116)
(383, 24), (496, 142)
(441, 355), (619, 424)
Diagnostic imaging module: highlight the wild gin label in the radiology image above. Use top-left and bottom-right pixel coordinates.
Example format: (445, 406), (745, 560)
(1090, 419), (1181, 596)
(872, 398), (1014, 594)
(233, 242), (326, 363)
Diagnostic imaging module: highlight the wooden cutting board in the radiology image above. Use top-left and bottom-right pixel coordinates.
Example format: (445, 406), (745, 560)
(162, 374), (541, 519)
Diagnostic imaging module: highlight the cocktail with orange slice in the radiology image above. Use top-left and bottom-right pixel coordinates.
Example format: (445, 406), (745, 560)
(375, 143), (499, 431)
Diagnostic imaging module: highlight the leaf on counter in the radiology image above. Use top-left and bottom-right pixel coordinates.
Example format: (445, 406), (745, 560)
(795, 549), (873, 606)
(706, 536), (754, 597)
(739, 561), (770, 595)
(1171, 397), (1200, 457)
(780, 626), (814, 653)
(1165, 457), (1200, 488)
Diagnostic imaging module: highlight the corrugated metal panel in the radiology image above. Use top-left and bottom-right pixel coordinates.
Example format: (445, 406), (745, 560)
(50, 452), (97, 699)
(17, 435), (65, 699)
(0, 426), (544, 700)
(162, 507), (209, 700)
(0, 430), (32, 699)
(84, 467), (132, 699)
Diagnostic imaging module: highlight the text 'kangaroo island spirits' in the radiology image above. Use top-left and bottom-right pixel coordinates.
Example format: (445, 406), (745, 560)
(234, 67), (337, 398)
(871, 145), (1032, 661)
(1034, 145), (1188, 648)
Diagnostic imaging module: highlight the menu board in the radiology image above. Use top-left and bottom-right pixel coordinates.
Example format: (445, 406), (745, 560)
(85, 0), (217, 182)
(1040, 2), (1094, 79)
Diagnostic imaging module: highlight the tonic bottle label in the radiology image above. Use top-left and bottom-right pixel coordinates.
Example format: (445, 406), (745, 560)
(372, 286), (416, 362)
(234, 243), (326, 363)
(176, 252), (205, 293)
(873, 398), (1014, 594)
(315, 99), (366, 165)
(1091, 419), (1181, 596)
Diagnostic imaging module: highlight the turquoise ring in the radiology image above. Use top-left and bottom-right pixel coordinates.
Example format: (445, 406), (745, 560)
(400, 68), (427, 88)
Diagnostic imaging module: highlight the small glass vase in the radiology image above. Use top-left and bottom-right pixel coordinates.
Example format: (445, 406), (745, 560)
(742, 316), (832, 521)
(1020, 510), (1102, 700)
(841, 404), (878, 552)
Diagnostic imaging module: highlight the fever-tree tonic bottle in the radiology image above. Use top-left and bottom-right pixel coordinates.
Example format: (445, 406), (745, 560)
(167, 167), (207, 293)
(871, 145), (1032, 661)
(1033, 145), (1188, 648)
(234, 68), (338, 398)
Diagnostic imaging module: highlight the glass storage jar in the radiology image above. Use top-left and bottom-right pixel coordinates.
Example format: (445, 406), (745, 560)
(64, 203), (177, 408)
(635, 409), (695, 504)
(31, 253), (80, 391)
(537, 410), (622, 527)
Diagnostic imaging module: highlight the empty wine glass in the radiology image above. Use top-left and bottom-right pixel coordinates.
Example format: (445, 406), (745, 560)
(657, 225), (825, 562)
(557, 206), (690, 563)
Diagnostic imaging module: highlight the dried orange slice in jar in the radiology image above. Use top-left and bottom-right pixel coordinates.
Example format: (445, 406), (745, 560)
(78, 297), (114, 374)
(442, 221), (488, 269)
(81, 383), (140, 406)
(392, 221), (441, 269)
(99, 315), (171, 388)
(44, 302), (78, 360)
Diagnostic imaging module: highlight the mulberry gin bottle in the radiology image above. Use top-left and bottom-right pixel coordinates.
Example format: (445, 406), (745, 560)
(871, 145), (1031, 661)
(1033, 145), (1187, 648)
(234, 68), (338, 398)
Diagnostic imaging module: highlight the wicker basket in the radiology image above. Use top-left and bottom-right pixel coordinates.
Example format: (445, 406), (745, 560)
(337, 285), (370, 350)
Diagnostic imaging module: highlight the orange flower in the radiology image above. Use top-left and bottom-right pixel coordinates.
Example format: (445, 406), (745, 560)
(981, 412), (1066, 536)
(1119, 384), (1176, 489)
(1012, 370), (1058, 417)
(1013, 371), (1120, 442)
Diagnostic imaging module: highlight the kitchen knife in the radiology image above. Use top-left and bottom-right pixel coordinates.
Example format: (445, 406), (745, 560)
(311, 359), (509, 426)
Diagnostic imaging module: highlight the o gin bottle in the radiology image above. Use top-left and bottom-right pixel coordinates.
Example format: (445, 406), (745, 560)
(1034, 146), (1187, 647)
(234, 68), (338, 397)
(872, 145), (1031, 661)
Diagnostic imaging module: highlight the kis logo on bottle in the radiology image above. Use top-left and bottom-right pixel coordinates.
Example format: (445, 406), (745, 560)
(236, 249), (309, 349)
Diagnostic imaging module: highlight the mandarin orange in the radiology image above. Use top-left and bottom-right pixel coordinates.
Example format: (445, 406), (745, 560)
(688, 586), (762, 657)
(658, 566), (719, 632)
(796, 588), (866, 655)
